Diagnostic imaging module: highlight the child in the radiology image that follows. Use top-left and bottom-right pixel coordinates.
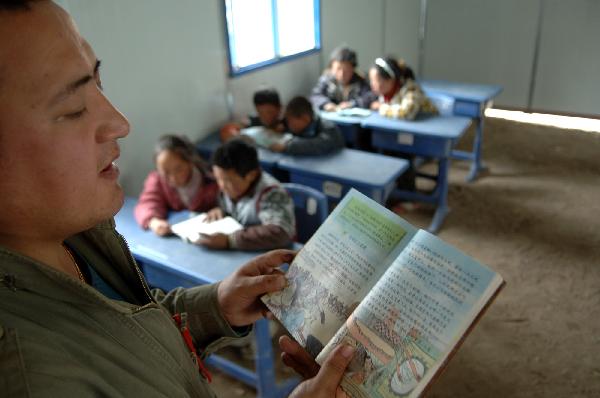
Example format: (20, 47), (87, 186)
(198, 138), (296, 250)
(220, 88), (286, 141)
(134, 134), (219, 236)
(368, 56), (437, 120)
(310, 46), (374, 111)
(270, 96), (345, 155)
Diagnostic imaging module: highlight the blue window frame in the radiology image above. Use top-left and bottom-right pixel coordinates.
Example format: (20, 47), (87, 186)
(224, 0), (321, 77)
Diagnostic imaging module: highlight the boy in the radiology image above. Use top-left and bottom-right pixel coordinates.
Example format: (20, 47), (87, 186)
(270, 96), (345, 155)
(198, 138), (296, 250)
(220, 88), (286, 141)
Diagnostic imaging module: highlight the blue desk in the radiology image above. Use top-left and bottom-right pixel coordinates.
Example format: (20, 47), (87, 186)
(420, 80), (503, 182)
(114, 198), (299, 398)
(276, 148), (409, 207)
(319, 111), (368, 147)
(196, 132), (283, 176)
(361, 113), (472, 232)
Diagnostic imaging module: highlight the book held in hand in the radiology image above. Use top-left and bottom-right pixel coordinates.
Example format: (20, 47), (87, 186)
(262, 189), (504, 398)
(170, 213), (242, 243)
(240, 126), (292, 149)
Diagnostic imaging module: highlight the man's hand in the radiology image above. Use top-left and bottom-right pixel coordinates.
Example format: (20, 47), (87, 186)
(279, 335), (355, 398)
(149, 218), (171, 236)
(195, 233), (229, 250)
(205, 207), (224, 222)
(217, 249), (295, 327)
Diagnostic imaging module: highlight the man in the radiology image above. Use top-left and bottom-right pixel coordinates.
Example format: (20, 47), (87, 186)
(0, 1), (352, 397)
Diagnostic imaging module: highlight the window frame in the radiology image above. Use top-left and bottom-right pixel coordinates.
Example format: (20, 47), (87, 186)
(223, 0), (321, 77)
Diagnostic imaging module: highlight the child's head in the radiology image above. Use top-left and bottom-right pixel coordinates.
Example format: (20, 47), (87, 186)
(212, 138), (260, 201)
(253, 88), (282, 129)
(284, 96), (314, 134)
(329, 46), (357, 86)
(154, 134), (204, 188)
(368, 57), (415, 96)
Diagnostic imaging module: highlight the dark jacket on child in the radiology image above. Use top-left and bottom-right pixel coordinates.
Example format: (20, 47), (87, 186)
(310, 72), (374, 110)
(286, 116), (345, 156)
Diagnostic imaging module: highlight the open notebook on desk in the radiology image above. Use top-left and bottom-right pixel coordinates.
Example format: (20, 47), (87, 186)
(171, 213), (243, 243)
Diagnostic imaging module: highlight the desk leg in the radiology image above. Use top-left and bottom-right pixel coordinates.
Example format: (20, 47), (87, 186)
(254, 319), (299, 398)
(428, 158), (450, 233)
(466, 116), (485, 182)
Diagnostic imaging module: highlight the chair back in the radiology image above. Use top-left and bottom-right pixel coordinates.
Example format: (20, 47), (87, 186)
(282, 183), (328, 244)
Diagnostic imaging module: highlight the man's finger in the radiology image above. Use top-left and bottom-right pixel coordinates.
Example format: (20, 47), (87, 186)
(311, 344), (355, 394)
(281, 352), (316, 379)
(278, 335), (319, 376)
(244, 274), (287, 296)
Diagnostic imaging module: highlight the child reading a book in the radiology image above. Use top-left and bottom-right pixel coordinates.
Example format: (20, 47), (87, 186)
(269, 96), (345, 156)
(368, 56), (437, 120)
(134, 134), (218, 236)
(197, 138), (296, 250)
(310, 46), (374, 112)
(219, 88), (286, 142)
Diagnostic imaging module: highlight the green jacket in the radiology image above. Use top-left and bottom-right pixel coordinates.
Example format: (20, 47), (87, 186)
(0, 219), (246, 397)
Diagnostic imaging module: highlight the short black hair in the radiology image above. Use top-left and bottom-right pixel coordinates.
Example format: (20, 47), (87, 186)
(330, 46), (357, 68)
(253, 88), (281, 107)
(285, 96), (313, 118)
(212, 138), (259, 177)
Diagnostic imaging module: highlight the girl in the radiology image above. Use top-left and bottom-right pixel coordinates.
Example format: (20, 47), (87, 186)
(135, 134), (219, 236)
(369, 57), (437, 120)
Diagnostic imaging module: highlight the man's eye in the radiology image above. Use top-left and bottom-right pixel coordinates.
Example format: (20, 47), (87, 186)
(58, 108), (87, 121)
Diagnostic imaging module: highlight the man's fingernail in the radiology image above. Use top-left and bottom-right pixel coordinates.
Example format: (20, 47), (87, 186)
(341, 345), (355, 359)
(277, 276), (287, 288)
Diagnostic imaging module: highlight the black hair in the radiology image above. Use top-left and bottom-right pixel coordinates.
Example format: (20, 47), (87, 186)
(285, 96), (314, 118)
(154, 134), (207, 172)
(212, 138), (259, 177)
(329, 46), (357, 68)
(371, 57), (415, 84)
(253, 88), (281, 107)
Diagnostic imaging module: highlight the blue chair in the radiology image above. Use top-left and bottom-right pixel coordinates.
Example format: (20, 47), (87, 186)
(283, 183), (328, 244)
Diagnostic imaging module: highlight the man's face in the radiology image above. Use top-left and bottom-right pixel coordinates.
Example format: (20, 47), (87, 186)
(0, 2), (130, 240)
(256, 103), (281, 129)
(212, 166), (258, 202)
(331, 61), (354, 86)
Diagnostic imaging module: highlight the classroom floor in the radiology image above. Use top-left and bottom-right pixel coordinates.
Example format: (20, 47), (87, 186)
(209, 117), (600, 398)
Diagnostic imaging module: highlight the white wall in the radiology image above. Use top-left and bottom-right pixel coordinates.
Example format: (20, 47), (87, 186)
(59, 0), (320, 196)
(532, 0), (600, 115)
(424, 0), (540, 108)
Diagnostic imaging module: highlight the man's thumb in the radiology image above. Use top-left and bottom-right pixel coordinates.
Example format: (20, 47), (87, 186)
(313, 344), (355, 393)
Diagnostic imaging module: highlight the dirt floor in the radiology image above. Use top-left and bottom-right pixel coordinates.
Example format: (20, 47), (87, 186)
(210, 117), (600, 397)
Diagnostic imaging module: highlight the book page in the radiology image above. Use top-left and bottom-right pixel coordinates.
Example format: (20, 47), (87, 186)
(170, 213), (243, 242)
(240, 126), (292, 148)
(316, 229), (503, 398)
(262, 189), (416, 357)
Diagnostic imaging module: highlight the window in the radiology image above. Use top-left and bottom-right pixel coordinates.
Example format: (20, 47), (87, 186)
(224, 0), (321, 76)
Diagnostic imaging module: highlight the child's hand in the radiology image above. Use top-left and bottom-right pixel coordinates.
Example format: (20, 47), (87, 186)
(269, 141), (287, 153)
(205, 207), (224, 222)
(338, 101), (353, 110)
(323, 102), (337, 112)
(195, 233), (229, 250)
(370, 101), (380, 110)
(149, 218), (171, 236)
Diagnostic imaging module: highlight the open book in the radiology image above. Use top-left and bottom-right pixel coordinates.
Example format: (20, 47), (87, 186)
(262, 189), (504, 398)
(170, 213), (242, 243)
(240, 126), (293, 149)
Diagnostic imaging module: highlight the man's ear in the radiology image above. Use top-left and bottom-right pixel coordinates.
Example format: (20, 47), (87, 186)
(246, 168), (260, 183)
